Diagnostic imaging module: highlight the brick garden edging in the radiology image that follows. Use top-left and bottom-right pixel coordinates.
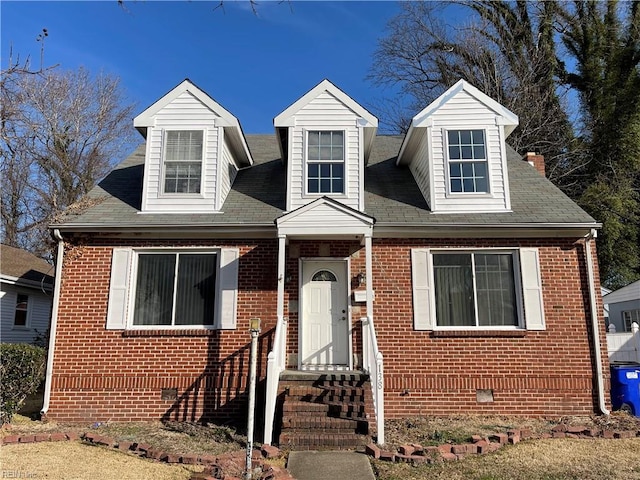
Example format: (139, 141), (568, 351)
(0, 432), (293, 480)
(365, 424), (640, 465)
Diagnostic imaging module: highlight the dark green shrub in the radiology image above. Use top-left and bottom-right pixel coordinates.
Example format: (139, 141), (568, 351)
(0, 343), (46, 424)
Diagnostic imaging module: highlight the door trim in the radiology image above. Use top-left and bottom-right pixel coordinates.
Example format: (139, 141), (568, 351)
(298, 257), (352, 371)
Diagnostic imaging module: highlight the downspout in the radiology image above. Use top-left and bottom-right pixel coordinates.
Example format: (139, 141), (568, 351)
(585, 229), (610, 415)
(41, 229), (65, 417)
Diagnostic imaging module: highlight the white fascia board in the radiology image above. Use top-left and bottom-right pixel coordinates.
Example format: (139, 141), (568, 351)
(134, 79), (235, 127)
(279, 224), (373, 237)
(50, 224), (278, 239)
(274, 79), (378, 128)
(373, 222), (601, 239)
(224, 126), (254, 167)
(133, 79), (253, 166)
(1, 274), (53, 291)
(412, 79), (519, 134)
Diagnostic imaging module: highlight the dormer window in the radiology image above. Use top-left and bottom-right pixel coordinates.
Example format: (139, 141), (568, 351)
(447, 129), (488, 194)
(307, 130), (344, 194)
(163, 130), (203, 194)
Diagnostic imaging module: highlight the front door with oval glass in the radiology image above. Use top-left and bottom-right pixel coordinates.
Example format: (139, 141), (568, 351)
(300, 260), (349, 369)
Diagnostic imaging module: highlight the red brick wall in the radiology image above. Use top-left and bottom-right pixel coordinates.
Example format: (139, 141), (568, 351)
(48, 235), (608, 424)
(47, 238), (278, 424)
(369, 238), (610, 417)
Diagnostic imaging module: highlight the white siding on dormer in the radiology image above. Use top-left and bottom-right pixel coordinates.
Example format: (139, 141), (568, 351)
(219, 134), (238, 210)
(428, 90), (509, 212)
(288, 92), (361, 212)
(409, 131), (432, 209)
(142, 91), (219, 213)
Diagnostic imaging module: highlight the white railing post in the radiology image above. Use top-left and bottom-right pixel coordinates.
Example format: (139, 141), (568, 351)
(633, 322), (640, 363)
(263, 316), (287, 445)
(361, 315), (384, 445)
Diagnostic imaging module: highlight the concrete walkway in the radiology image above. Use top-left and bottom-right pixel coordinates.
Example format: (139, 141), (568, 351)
(287, 451), (375, 480)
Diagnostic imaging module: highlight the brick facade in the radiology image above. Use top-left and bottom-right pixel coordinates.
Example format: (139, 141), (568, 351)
(47, 234), (609, 425)
(48, 238), (279, 424)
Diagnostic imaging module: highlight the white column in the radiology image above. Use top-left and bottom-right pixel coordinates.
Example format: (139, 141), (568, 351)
(365, 234), (373, 319)
(277, 235), (286, 320)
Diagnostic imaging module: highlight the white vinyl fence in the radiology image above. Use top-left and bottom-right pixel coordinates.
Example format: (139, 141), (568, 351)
(607, 322), (640, 364)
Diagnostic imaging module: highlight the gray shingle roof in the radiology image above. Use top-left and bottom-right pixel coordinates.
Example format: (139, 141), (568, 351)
(1, 244), (54, 285)
(53, 134), (595, 231)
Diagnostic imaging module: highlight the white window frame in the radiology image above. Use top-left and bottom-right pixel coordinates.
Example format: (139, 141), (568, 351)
(160, 129), (205, 197)
(622, 309), (640, 332)
(444, 128), (491, 196)
(13, 292), (31, 329)
(428, 248), (524, 330)
(304, 129), (347, 197)
(128, 248), (220, 330)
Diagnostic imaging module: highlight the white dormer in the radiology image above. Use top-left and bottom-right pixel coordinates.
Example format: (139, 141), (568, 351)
(397, 80), (518, 213)
(134, 79), (252, 214)
(274, 79), (378, 213)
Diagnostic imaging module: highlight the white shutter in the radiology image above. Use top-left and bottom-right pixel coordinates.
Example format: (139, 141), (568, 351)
(411, 248), (434, 330)
(520, 248), (546, 330)
(218, 248), (239, 329)
(106, 248), (132, 330)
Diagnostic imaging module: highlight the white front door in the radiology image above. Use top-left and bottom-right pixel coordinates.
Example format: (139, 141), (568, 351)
(301, 260), (349, 369)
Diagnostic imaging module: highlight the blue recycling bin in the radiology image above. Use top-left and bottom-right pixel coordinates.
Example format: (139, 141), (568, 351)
(610, 363), (640, 416)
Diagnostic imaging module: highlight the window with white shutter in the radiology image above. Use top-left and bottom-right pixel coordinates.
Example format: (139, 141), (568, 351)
(106, 247), (239, 330)
(411, 247), (545, 330)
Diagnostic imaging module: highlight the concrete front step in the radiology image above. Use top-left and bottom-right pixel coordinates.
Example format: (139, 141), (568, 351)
(279, 432), (370, 450)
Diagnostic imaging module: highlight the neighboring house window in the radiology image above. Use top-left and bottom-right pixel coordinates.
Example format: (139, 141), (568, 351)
(163, 130), (203, 194)
(133, 252), (217, 326)
(432, 251), (519, 327)
(307, 130), (344, 194)
(622, 309), (640, 332)
(14, 293), (29, 327)
(447, 129), (488, 193)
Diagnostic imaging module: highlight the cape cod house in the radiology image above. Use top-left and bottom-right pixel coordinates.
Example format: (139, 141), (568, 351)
(43, 79), (609, 448)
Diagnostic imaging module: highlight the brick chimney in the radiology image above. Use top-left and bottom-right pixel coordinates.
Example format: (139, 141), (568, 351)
(524, 152), (545, 177)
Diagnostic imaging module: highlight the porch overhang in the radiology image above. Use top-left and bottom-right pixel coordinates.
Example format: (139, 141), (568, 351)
(275, 197), (375, 239)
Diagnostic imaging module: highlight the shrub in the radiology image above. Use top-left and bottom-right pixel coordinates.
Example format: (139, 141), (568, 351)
(0, 343), (46, 425)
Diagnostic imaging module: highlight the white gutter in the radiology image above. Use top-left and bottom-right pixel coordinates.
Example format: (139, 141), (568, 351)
(41, 229), (65, 417)
(585, 229), (610, 415)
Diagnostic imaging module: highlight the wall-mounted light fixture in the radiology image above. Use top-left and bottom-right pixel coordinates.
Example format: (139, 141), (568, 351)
(249, 317), (261, 333)
(357, 271), (366, 287)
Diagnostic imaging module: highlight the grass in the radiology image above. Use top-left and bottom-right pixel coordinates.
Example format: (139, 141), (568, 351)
(3, 411), (640, 479)
(1, 441), (202, 480)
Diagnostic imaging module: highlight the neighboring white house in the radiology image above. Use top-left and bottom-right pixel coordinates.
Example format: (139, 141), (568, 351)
(604, 280), (640, 333)
(0, 244), (54, 344)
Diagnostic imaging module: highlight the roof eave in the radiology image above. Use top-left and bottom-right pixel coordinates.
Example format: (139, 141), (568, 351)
(374, 222), (601, 239)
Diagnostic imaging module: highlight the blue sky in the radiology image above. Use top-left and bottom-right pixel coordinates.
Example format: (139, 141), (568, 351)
(2, 1), (405, 134)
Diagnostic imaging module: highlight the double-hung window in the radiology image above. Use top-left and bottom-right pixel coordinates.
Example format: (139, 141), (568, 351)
(447, 129), (488, 193)
(14, 294), (29, 327)
(432, 251), (519, 327)
(163, 130), (203, 194)
(622, 309), (640, 332)
(132, 252), (217, 326)
(307, 130), (345, 194)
